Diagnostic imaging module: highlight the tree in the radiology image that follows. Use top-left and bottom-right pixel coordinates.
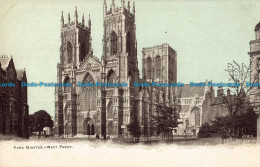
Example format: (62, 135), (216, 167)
(28, 114), (35, 135)
(201, 108), (257, 140)
(128, 121), (141, 142)
(149, 104), (180, 140)
(235, 107), (257, 137)
(220, 60), (257, 137)
(33, 110), (53, 133)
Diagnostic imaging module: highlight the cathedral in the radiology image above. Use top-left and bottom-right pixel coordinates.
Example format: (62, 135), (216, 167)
(54, 0), (178, 138)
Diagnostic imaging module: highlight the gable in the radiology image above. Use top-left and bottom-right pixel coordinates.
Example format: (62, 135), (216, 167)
(6, 59), (17, 80)
(0, 57), (12, 71)
(80, 56), (101, 70)
(16, 69), (27, 81)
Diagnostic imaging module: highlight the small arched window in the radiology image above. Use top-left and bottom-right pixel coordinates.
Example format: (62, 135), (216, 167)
(129, 73), (134, 94)
(80, 43), (86, 62)
(63, 77), (70, 93)
(126, 32), (132, 57)
(156, 56), (161, 78)
(107, 100), (113, 119)
(147, 57), (152, 79)
(67, 42), (73, 63)
(185, 119), (189, 129)
(195, 110), (200, 126)
(171, 58), (175, 81)
(110, 31), (117, 55)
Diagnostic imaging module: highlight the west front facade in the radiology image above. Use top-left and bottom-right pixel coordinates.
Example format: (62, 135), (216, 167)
(54, 1), (178, 138)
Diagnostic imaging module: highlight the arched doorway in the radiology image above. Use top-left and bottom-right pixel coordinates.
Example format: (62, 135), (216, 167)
(91, 124), (95, 135)
(107, 121), (114, 136)
(83, 117), (91, 135)
(87, 124), (90, 135)
(3, 118), (6, 134)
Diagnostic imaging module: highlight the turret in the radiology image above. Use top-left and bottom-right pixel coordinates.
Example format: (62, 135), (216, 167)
(133, 1), (135, 17)
(88, 14), (91, 31)
(112, 0), (115, 13)
(255, 22), (260, 40)
(103, 0), (107, 17)
(121, 0), (125, 12)
(127, 1), (130, 12)
(74, 6), (78, 25)
(61, 11), (64, 28)
(68, 13), (71, 24)
(82, 14), (85, 26)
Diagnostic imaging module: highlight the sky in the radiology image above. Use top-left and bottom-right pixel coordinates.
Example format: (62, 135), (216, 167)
(0, 0), (260, 117)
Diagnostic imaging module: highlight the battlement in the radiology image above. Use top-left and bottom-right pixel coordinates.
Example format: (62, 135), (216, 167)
(142, 43), (176, 53)
(0, 55), (12, 59)
(142, 43), (169, 50)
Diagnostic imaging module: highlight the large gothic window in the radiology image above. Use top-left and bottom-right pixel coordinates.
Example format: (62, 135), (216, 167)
(107, 71), (116, 83)
(147, 57), (152, 79)
(107, 100), (113, 119)
(195, 110), (200, 126)
(129, 73), (134, 95)
(63, 77), (70, 93)
(169, 57), (173, 81)
(110, 31), (117, 55)
(185, 119), (189, 129)
(126, 32), (132, 57)
(80, 74), (96, 111)
(156, 56), (161, 79)
(171, 58), (175, 81)
(80, 43), (86, 62)
(67, 42), (73, 64)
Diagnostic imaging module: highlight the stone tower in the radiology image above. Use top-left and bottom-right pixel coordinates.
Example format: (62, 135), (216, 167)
(55, 7), (92, 136)
(142, 43), (177, 83)
(100, 0), (140, 137)
(249, 21), (260, 143)
(140, 44), (177, 137)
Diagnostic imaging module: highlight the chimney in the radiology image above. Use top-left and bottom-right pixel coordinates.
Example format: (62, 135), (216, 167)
(227, 89), (231, 96)
(217, 87), (224, 97)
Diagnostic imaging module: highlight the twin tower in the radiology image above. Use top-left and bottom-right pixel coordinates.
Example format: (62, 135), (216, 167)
(59, 0), (137, 68)
(55, 0), (177, 138)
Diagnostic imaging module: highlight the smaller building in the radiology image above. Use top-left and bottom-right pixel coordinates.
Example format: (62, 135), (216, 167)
(210, 88), (232, 120)
(175, 83), (215, 135)
(0, 56), (29, 138)
(211, 87), (249, 120)
(177, 85), (251, 136)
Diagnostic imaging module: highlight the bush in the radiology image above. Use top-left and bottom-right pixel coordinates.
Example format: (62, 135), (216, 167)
(198, 123), (212, 138)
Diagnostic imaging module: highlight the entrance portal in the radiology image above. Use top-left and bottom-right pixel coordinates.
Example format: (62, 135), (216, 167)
(107, 121), (114, 136)
(83, 117), (95, 135)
